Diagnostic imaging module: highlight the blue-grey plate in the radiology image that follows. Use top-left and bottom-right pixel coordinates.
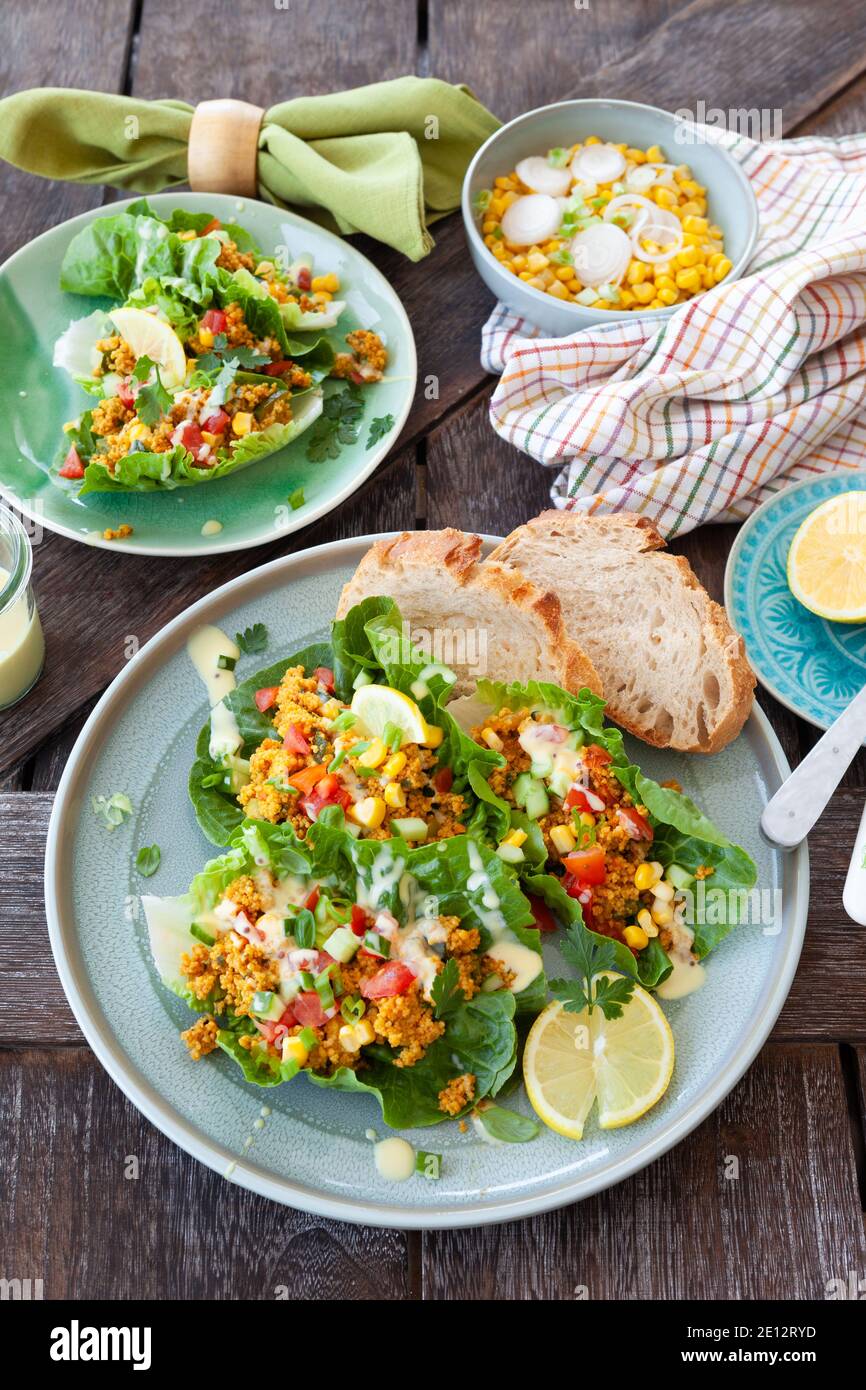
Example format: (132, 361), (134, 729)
(725, 471), (866, 733)
(0, 194), (415, 557)
(44, 536), (808, 1228)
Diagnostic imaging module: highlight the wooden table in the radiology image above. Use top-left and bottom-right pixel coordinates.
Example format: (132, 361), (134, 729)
(3, 0), (866, 1301)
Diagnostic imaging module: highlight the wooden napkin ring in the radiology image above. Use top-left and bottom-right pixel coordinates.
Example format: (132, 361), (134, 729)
(188, 99), (265, 198)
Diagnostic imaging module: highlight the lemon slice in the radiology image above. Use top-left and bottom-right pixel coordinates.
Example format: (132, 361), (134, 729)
(787, 491), (866, 622)
(109, 306), (187, 390)
(523, 977), (674, 1140)
(350, 683), (435, 747)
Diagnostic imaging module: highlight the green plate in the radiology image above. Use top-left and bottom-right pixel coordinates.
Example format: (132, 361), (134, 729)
(44, 536), (809, 1228)
(0, 194), (415, 556)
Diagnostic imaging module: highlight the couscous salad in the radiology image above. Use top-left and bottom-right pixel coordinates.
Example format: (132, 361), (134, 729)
(52, 200), (387, 494)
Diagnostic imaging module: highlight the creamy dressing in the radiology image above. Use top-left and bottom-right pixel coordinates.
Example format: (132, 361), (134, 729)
(209, 699), (243, 760)
(187, 624), (240, 706)
(201, 519), (223, 537)
(485, 939), (543, 994)
(465, 841), (543, 994)
(655, 921), (706, 1000)
(0, 566), (45, 708)
(373, 1137), (415, 1182)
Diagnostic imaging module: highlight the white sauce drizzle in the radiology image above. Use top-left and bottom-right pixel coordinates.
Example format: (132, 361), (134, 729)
(187, 624), (240, 706)
(655, 921), (707, 1000)
(373, 1137), (416, 1182)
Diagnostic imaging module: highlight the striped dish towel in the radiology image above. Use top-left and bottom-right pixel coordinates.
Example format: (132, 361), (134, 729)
(482, 128), (866, 537)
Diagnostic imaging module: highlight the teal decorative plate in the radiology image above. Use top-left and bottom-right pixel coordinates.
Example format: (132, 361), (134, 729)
(725, 472), (866, 733)
(45, 537), (808, 1227)
(0, 194), (415, 557)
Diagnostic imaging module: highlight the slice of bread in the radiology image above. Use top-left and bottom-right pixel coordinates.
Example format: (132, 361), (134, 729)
(488, 512), (755, 753)
(336, 529), (601, 699)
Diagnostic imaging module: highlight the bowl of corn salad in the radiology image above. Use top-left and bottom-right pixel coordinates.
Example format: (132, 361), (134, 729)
(462, 98), (759, 335)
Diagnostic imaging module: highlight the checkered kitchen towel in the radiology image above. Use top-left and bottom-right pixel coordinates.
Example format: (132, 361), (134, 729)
(482, 127), (866, 537)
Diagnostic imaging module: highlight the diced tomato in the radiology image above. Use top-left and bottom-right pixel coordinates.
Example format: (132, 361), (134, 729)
(255, 685), (280, 713)
(175, 421), (204, 454)
(283, 723), (311, 756)
(313, 665), (335, 694)
(292, 991), (329, 1028)
(433, 766), (453, 795)
(350, 904), (368, 936)
(349, 369), (365, 386)
(563, 846), (607, 885)
(201, 408), (230, 436)
(262, 359), (293, 376)
(116, 378), (136, 409)
(564, 787), (592, 814)
(585, 743), (613, 766)
(360, 961), (416, 1000)
(301, 773), (352, 820)
(297, 266), (312, 291)
(287, 763), (327, 794)
(313, 951), (336, 973)
(617, 806), (654, 841)
(526, 894), (558, 933)
(257, 1005), (296, 1046)
(563, 877), (594, 926)
(201, 308), (227, 334)
(304, 885), (320, 912)
(201, 218), (222, 235)
(59, 446), (85, 480)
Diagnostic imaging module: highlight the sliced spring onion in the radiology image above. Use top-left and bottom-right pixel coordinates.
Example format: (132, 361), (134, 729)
(341, 995), (366, 1024)
(292, 908), (316, 949)
(217, 654), (236, 671)
(473, 188), (492, 215)
(547, 146), (569, 168)
(298, 1026), (317, 1051)
(352, 670), (373, 690)
(190, 923), (215, 947)
(298, 971), (315, 991)
(382, 721), (404, 753)
(328, 749), (348, 773)
(416, 1150), (442, 1180)
(252, 990), (275, 1015)
(330, 711), (357, 733)
(363, 930), (391, 958)
(410, 679), (429, 701)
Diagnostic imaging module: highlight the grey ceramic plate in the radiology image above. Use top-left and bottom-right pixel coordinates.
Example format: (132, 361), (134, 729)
(0, 194), (416, 557)
(44, 536), (809, 1227)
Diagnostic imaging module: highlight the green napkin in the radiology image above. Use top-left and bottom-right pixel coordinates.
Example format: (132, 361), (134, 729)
(0, 78), (499, 261)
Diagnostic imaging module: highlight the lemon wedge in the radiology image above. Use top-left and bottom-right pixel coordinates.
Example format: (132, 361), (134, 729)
(787, 491), (866, 623)
(523, 978), (674, 1140)
(350, 683), (438, 747)
(109, 306), (187, 390)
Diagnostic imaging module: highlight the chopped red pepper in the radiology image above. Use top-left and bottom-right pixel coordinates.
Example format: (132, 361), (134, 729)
(563, 847), (607, 885)
(283, 723), (311, 756)
(287, 763), (327, 794)
(564, 787), (592, 814)
(313, 665), (335, 694)
(360, 961), (416, 1000)
(201, 218), (222, 235)
(526, 895), (558, 933)
(116, 378), (136, 410)
(254, 685), (280, 713)
(433, 766), (453, 795)
(350, 904), (368, 936)
(201, 308), (227, 334)
(617, 806), (654, 841)
(175, 421), (204, 455)
(262, 359), (293, 376)
(201, 408), (230, 436)
(297, 266), (312, 291)
(59, 446), (85, 480)
(304, 885), (320, 912)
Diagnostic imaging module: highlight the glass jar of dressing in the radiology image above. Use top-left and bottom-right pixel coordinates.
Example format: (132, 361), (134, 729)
(0, 506), (45, 710)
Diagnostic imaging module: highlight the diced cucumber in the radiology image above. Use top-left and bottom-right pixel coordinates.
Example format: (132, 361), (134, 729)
(524, 783), (550, 821)
(548, 768), (572, 800)
(566, 729), (585, 749)
(390, 817), (429, 842)
(496, 842), (525, 865)
(322, 926), (361, 964)
(251, 990), (283, 1022)
(352, 670), (373, 689)
(279, 977), (301, 1005)
(221, 753), (250, 795)
(665, 863), (695, 891)
(513, 772), (533, 808)
(530, 756), (554, 779)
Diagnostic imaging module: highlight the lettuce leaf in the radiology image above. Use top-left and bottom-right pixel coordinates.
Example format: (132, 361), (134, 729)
(474, 676), (756, 964)
(60, 209), (223, 308)
(220, 267), (345, 351)
(68, 391), (323, 496)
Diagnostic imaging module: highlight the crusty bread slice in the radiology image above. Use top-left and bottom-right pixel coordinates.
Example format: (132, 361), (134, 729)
(336, 529), (601, 699)
(488, 512), (755, 753)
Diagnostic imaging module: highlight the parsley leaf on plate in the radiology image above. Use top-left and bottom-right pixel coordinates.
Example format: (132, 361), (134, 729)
(135, 844), (161, 878)
(476, 1104), (539, 1143)
(431, 957), (462, 1019)
(366, 413), (395, 449)
(305, 383), (363, 462)
(131, 357), (172, 426)
(235, 623), (269, 655)
(549, 921), (636, 1020)
(287, 487), (305, 510)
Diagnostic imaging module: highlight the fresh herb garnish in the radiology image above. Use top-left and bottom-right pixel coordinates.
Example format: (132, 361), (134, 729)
(416, 1150), (442, 1180)
(131, 357), (172, 426)
(290, 907), (316, 949)
(197, 343), (271, 373)
(476, 1104), (539, 1143)
(366, 413), (395, 450)
(235, 622), (268, 654)
(549, 921), (636, 1020)
(135, 844), (161, 878)
(287, 487), (305, 510)
(305, 383), (363, 462)
(431, 957), (462, 1019)
(91, 792), (133, 831)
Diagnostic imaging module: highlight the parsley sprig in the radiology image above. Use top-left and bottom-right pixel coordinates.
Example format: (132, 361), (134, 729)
(549, 921), (636, 1020)
(305, 383), (363, 462)
(235, 623), (269, 655)
(131, 357), (172, 426)
(366, 413), (394, 449)
(431, 958), (462, 1019)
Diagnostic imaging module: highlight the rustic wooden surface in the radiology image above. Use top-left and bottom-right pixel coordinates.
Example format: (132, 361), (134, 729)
(2, 0), (866, 1300)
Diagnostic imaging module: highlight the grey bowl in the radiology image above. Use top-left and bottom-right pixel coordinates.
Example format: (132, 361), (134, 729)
(462, 98), (760, 336)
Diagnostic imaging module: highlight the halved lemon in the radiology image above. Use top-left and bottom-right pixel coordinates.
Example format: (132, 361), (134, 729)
(109, 306), (187, 390)
(523, 978), (674, 1140)
(787, 491), (866, 622)
(350, 683), (437, 747)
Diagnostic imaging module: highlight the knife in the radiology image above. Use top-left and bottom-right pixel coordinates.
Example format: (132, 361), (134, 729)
(760, 684), (866, 850)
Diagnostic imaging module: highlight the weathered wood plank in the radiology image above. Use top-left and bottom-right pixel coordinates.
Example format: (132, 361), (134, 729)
(0, 0), (137, 262)
(421, 1044), (866, 1299)
(2, 447), (418, 775)
(6, 786), (866, 1046)
(0, 1048), (410, 1299)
